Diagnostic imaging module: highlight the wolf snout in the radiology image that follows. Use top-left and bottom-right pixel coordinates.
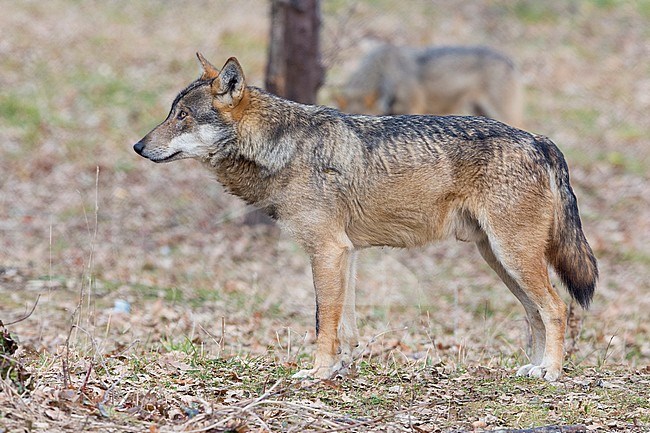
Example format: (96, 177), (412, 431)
(133, 140), (146, 155)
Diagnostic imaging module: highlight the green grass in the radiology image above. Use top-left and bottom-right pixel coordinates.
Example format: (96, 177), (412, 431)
(133, 354), (650, 428)
(562, 107), (600, 131)
(160, 335), (197, 354)
(4, 281), (649, 431)
(562, 145), (647, 176)
(1, 0), (649, 431)
(618, 249), (650, 267)
(0, 93), (41, 127)
(510, 1), (560, 23)
(0, 93), (43, 148)
(639, 0), (650, 18)
(131, 282), (184, 303)
(0, 65), (162, 161)
(588, 0), (621, 9)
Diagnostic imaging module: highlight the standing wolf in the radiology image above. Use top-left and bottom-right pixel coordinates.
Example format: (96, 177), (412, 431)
(134, 54), (597, 382)
(336, 45), (523, 126)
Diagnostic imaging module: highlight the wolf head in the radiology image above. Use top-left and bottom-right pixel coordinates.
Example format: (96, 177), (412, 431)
(133, 54), (247, 163)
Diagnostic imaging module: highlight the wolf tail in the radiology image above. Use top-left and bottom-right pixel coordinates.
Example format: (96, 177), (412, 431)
(540, 136), (598, 309)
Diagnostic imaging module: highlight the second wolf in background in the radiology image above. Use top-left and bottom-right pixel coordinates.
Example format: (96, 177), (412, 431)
(336, 45), (524, 127)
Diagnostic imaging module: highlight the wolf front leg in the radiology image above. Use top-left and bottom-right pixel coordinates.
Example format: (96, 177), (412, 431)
(338, 250), (360, 368)
(293, 235), (356, 380)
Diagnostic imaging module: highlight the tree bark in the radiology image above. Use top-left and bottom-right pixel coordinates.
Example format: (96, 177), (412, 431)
(246, 0), (324, 226)
(265, 0), (324, 104)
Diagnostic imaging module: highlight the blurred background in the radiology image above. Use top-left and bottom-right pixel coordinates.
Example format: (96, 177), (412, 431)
(1, 0), (648, 368)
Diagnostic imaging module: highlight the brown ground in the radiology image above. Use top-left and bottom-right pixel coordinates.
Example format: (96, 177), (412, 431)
(1, 1), (648, 432)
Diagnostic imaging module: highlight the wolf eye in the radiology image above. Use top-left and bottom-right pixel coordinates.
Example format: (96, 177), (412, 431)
(177, 110), (188, 120)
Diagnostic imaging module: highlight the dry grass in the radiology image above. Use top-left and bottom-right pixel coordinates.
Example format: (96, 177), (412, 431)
(1, 0), (649, 432)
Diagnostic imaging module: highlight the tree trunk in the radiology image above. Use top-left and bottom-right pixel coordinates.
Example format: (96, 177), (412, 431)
(245, 0), (323, 226)
(265, 0), (324, 104)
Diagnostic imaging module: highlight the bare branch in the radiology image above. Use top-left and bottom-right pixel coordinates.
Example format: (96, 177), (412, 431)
(3, 294), (41, 326)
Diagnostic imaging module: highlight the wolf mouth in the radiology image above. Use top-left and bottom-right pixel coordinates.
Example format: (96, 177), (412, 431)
(153, 151), (182, 163)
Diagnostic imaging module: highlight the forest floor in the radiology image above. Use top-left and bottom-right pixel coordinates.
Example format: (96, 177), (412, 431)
(1, 1), (649, 431)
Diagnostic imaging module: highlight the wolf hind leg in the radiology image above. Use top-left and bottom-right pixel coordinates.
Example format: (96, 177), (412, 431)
(478, 230), (567, 382)
(475, 237), (546, 369)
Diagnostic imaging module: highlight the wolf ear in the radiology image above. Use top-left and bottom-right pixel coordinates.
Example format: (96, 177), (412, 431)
(212, 57), (246, 108)
(196, 52), (220, 80)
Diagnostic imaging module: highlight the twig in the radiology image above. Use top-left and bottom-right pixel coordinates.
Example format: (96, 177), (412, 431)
(220, 316), (225, 352)
(182, 379), (287, 433)
(73, 325), (112, 390)
(257, 399), (366, 422)
(0, 371), (35, 414)
(263, 399), (426, 433)
(287, 326), (292, 359)
(197, 323), (221, 349)
(492, 426), (587, 433)
(354, 326), (408, 366)
(3, 295), (41, 326)
(74, 166), (100, 341)
(600, 331), (618, 368)
(88, 166), (100, 326)
(62, 322), (75, 389)
(180, 373), (433, 433)
(112, 338), (141, 359)
(238, 406), (271, 432)
(79, 361), (93, 394)
(101, 370), (132, 406)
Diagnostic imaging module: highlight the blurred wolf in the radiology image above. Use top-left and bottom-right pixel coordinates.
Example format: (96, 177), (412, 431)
(336, 45), (524, 126)
(134, 54), (597, 382)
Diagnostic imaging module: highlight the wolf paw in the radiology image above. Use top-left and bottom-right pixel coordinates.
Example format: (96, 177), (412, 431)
(330, 360), (351, 378)
(527, 366), (546, 379)
(292, 367), (328, 380)
(292, 359), (351, 380)
(541, 366), (561, 382)
(516, 364), (561, 382)
(516, 364), (536, 377)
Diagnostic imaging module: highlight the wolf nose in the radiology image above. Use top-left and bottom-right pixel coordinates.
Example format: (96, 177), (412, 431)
(133, 140), (145, 155)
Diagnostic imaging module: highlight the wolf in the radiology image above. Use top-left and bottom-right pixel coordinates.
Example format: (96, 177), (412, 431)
(133, 53), (597, 382)
(336, 44), (524, 127)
